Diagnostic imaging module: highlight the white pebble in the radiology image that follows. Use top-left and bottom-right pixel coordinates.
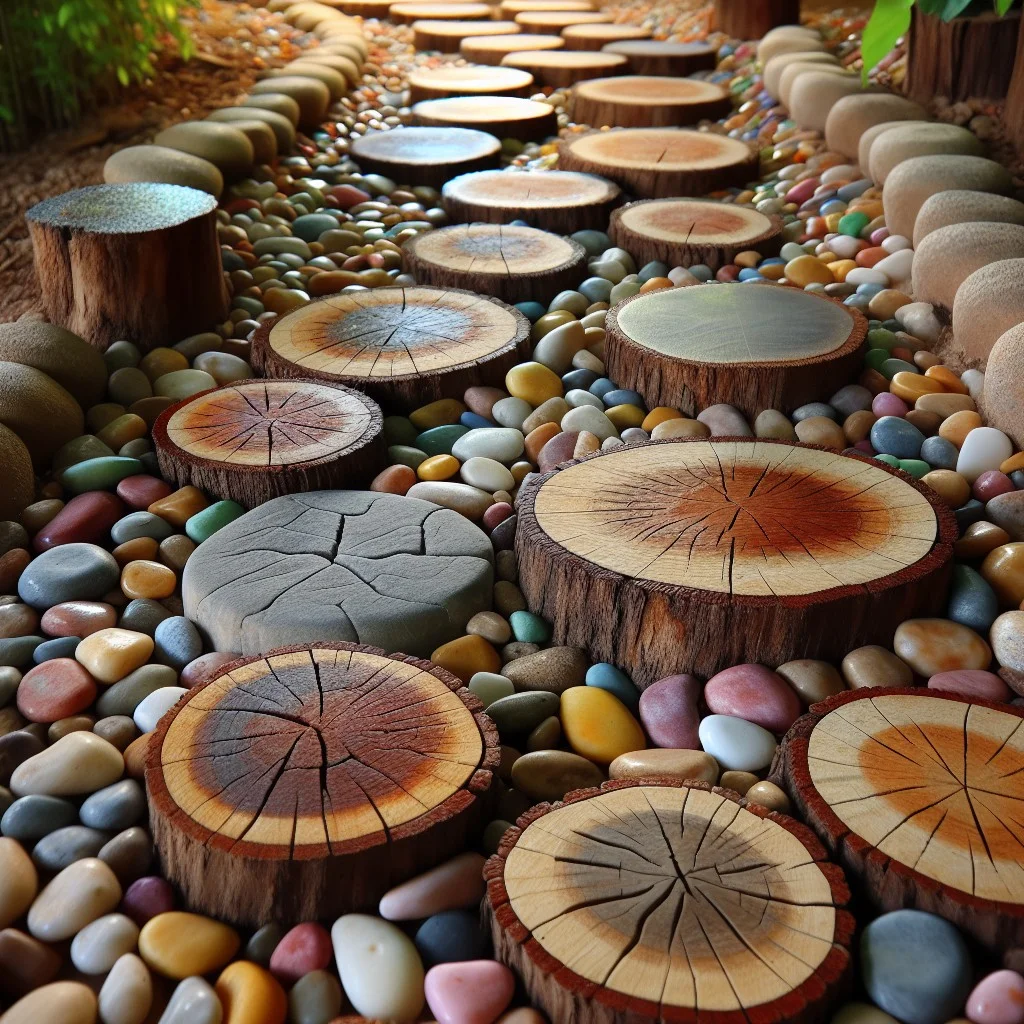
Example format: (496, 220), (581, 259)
(873, 248), (913, 284)
(99, 953), (152, 1024)
(894, 300), (940, 343)
(962, 368), (985, 401)
(459, 457), (514, 493)
(580, 310), (606, 329)
(561, 405), (617, 441)
(845, 267), (889, 287)
(881, 234), (911, 252)
(133, 687), (187, 734)
(451, 427), (524, 463)
(565, 389), (603, 410)
(153, 370), (217, 400)
(698, 715), (777, 772)
(589, 258), (627, 284)
(571, 349), (604, 373)
(826, 235), (862, 259)
(71, 913), (139, 975)
(158, 977), (222, 1024)
(405, 482), (493, 519)
(192, 352), (253, 384)
(956, 426), (1013, 483)
(668, 266), (700, 286)
(821, 163), (857, 184)
(531, 320), (585, 374)
(491, 397), (531, 430)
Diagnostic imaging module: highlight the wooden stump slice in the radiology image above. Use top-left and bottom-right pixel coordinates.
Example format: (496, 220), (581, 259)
(558, 128), (758, 198)
(713, 0), (801, 39)
(152, 379), (384, 509)
(561, 23), (651, 51)
(485, 779), (854, 1024)
(514, 9), (612, 31)
(349, 127), (500, 189)
(147, 642), (498, 927)
(413, 96), (558, 142)
(605, 284), (865, 418)
(326, 0), (393, 16)
(251, 286), (530, 409)
(389, 0), (491, 22)
(602, 40), (718, 77)
(461, 32), (566, 65)
(501, 49), (629, 88)
(609, 198), (783, 271)
(403, 224), (588, 304)
(779, 688), (1024, 952)
(500, 0), (595, 14)
(443, 170), (621, 232)
(572, 76), (732, 128)
(27, 183), (228, 353)
(408, 65), (536, 103)
(414, 19), (520, 53)
(515, 438), (955, 686)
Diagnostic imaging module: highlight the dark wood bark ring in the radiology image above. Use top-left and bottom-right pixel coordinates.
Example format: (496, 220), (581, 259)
(413, 19), (520, 53)
(484, 778), (854, 1024)
(462, 32), (566, 65)
(152, 379), (384, 509)
(403, 224), (588, 305)
(390, 1), (492, 22)
(561, 23), (651, 50)
(513, 9), (612, 31)
(571, 76), (732, 128)
(408, 65), (536, 103)
(251, 286), (531, 410)
(501, 49), (630, 88)
(146, 641), (498, 928)
(349, 127), (501, 190)
(602, 40), (717, 77)
(778, 687), (1024, 953)
(325, 0), (394, 16)
(442, 170), (621, 232)
(515, 438), (955, 686)
(605, 284), (866, 418)
(713, 0), (802, 39)
(558, 128), (758, 198)
(412, 97), (558, 142)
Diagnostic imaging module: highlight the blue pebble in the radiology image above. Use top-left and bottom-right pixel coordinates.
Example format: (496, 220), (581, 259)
(33, 636), (80, 663)
(110, 511), (176, 545)
(153, 616), (203, 671)
(589, 377), (617, 399)
(602, 388), (644, 409)
(947, 564), (1000, 633)
(819, 199), (847, 216)
(836, 178), (873, 202)
(759, 257), (785, 266)
(579, 276), (613, 303)
(510, 219), (530, 228)
(955, 498), (985, 530)
(844, 294), (871, 311)
(585, 662), (639, 711)
(792, 402), (838, 423)
(637, 261), (669, 282)
(870, 416), (925, 459)
(855, 283), (885, 298)
(740, 274), (767, 283)
(1013, 470), (1024, 489)
(562, 368), (598, 391)
(920, 436), (958, 470)
(515, 301), (546, 322)
(737, 268), (762, 281)
(460, 412), (492, 429)
(688, 264), (713, 282)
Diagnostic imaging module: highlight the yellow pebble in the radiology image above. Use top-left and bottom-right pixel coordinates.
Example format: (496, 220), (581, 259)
(216, 961), (288, 1024)
(816, 251), (838, 264)
(604, 404), (645, 430)
(505, 362), (562, 407)
(262, 288), (310, 314)
(921, 470), (970, 509)
(651, 418), (710, 440)
(148, 486), (209, 527)
(120, 560), (177, 601)
(924, 364), (968, 394)
(96, 414), (148, 451)
(430, 634), (500, 682)
(826, 259), (857, 282)
(417, 454), (460, 481)
(510, 461), (532, 484)
(139, 912), (240, 980)
(76, 628), (154, 685)
(889, 371), (945, 404)
(560, 686), (645, 766)
(1000, 452), (1024, 475)
(112, 537), (159, 567)
(938, 410), (982, 448)
(823, 213), (843, 232)
(758, 263), (786, 281)
(638, 277), (672, 293)
(409, 399), (465, 431)
(531, 310), (575, 340)
(733, 250), (761, 269)
(784, 254), (833, 287)
(139, 348), (188, 383)
(641, 407), (683, 432)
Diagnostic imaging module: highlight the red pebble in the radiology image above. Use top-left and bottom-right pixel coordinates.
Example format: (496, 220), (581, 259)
(928, 669), (1012, 702)
(327, 184), (372, 209)
(16, 659), (97, 723)
(269, 922), (333, 984)
(120, 876), (174, 925)
(974, 470), (1016, 502)
(180, 651), (240, 689)
(704, 663), (802, 734)
(41, 601), (117, 638)
(116, 475), (173, 510)
(715, 264), (740, 282)
(483, 502), (513, 531)
(33, 491), (124, 552)
(370, 465), (416, 495)
(537, 430), (578, 473)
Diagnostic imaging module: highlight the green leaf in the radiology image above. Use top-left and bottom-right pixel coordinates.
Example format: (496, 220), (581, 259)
(861, 0), (913, 84)
(116, 65), (129, 86)
(996, 0), (1015, 14)
(937, 0), (975, 18)
(57, 3), (72, 26)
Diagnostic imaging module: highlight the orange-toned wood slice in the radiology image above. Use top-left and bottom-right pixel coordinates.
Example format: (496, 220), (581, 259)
(500, 0), (594, 13)
(414, 18), (520, 52)
(408, 65), (536, 103)
(501, 48), (628, 87)
(251, 285), (531, 409)
(572, 75), (732, 128)
(349, 126), (500, 188)
(779, 687), (1024, 952)
(461, 32), (565, 64)
(403, 223), (588, 304)
(558, 127), (758, 197)
(443, 169), (620, 232)
(605, 284), (865, 418)
(602, 39), (717, 77)
(485, 779), (855, 1024)
(609, 197), (782, 269)
(389, 0), (491, 22)
(152, 379), (384, 509)
(413, 95), (557, 141)
(514, 8), (611, 31)
(515, 438), (955, 685)
(561, 22), (651, 51)
(147, 642), (498, 927)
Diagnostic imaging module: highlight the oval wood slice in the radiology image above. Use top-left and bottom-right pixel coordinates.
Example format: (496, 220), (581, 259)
(500, 0), (595, 13)
(389, 0), (491, 22)
(461, 32), (566, 65)
(349, 127), (500, 189)
(561, 23), (651, 51)
(251, 285), (531, 409)
(501, 49), (629, 87)
(778, 687), (1024, 952)
(609, 198), (782, 270)
(146, 642), (498, 927)
(558, 128), (758, 198)
(408, 65), (536, 103)
(602, 40), (718, 77)
(443, 169), (621, 232)
(403, 223), (588, 304)
(572, 75), (732, 129)
(514, 9), (612, 31)
(152, 379), (384, 509)
(605, 284), (865, 418)
(413, 96), (558, 142)
(515, 438), (955, 685)
(485, 779), (854, 1024)
(414, 19), (520, 52)
(326, 0), (393, 16)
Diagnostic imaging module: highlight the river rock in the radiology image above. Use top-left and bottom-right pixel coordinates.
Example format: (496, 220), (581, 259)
(80, 779), (145, 831)
(41, 601), (117, 638)
(0, 836), (37, 927)
(133, 687), (186, 733)
(697, 403), (752, 437)
(992, 610), (1024, 674)
(509, 748), (604, 801)
(11, 731), (123, 796)
(27, 857), (122, 941)
(99, 826), (152, 882)
(121, 876), (174, 926)
(966, 970), (1024, 1024)
(638, 674), (701, 748)
(379, 851), (485, 921)
(957, 427), (1014, 483)
(70, 912), (140, 974)
(500, 646), (588, 693)
(415, 910), (488, 968)
(289, 969), (343, 1024)
(893, 618), (992, 676)
(17, 543), (120, 609)
(0, 926), (62, 996)
(1, 981), (98, 1024)
(698, 715), (777, 772)
(97, 664), (177, 718)
(98, 953), (153, 1024)
(31, 824), (108, 871)
(269, 921), (333, 984)
(948, 564), (1000, 633)
(0, 792), (76, 840)
(153, 616), (203, 670)
(33, 491), (125, 551)
(425, 960), (516, 1024)
(841, 645), (913, 688)
(157, 976), (223, 1024)
(214, 960), (287, 1024)
(703, 664), (801, 733)
(76, 628), (154, 685)
(139, 911), (240, 979)
(927, 668), (1010, 701)
(104, 146), (224, 196)
(154, 121), (254, 178)
(609, 748), (718, 784)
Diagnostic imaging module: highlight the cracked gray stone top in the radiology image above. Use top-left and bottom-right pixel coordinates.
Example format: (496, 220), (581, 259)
(182, 490), (494, 657)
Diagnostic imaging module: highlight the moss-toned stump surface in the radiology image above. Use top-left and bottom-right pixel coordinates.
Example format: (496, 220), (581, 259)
(252, 286), (531, 408)
(605, 284), (866, 418)
(408, 65), (536, 103)
(182, 490), (494, 656)
(412, 96), (558, 142)
(461, 32), (566, 65)
(147, 642), (498, 927)
(559, 128), (758, 198)
(403, 223), (588, 304)
(501, 49), (630, 88)
(571, 75), (732, 128)
(516, 439), (955, 686)
(484, 779), (854, 1024)
(779, 688), (1024, 953)
(602, 39), (717, 76)
(348, 126), (501, 189)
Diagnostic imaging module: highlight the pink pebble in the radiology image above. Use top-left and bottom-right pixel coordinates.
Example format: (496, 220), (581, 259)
(869, 227), (890, 245)
(716, 264), (740, 282)
(116, 474), (173, 510)
(638, 674), (702, 749)
(975, 470), (1016, 502)
(180, 651), (240, 689)
(967, 970), (1024, 1024)
(379, 852), (486, 921)
(872, 392), (908, 418)
(483, 502), (513, 531)
(928, 669), (1012, 702)
(121, 876), (174, 925)
(704, 664), (801, 734)
(784, 179), (819, 205)
(853, 439), (875, 454)
(425, 961), (516, 1024)
(269, 922), (333, 985)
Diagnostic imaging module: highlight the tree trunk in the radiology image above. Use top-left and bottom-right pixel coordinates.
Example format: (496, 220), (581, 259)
(713, 0), (802, 40)
(1004, 13), (1024, 153)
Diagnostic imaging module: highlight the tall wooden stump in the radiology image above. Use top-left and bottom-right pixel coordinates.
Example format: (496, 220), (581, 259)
(713, 0), (802, 40)
(27, 183), (228, 353)
(147, 642), (498, 927)
(515, 438), (955, 686)
(1005, 17), (1024, 155)
(485, 779), (855, 1024)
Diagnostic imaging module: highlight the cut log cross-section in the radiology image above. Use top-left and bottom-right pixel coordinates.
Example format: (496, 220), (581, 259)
(251, 286), (531, 409)
(606, 283), (865, 419)
(147, 642), (499, 927)
(561, 23), (651, 50)
(350, 127), (501, 190)
(413, 19), (520, 53)
(413, 96), (558, 142)
(501, 49), (630, 88)
(485, 779), (855, 1024)
(779, 688), (1024, 953)
(152, 379), (384, 509)
(602, 40), (717, 77)
(572, 76), (732, 128)
(408, 65), (536, 103)
(461, 32), (566, 65)
(390, 1), (491, 22)
(516, 438), (956, 685)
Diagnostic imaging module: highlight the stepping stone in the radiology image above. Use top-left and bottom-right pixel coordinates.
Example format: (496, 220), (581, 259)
(762, 49), (840, 101)
(325, 0), (394, 15)
(601, 39), (716, 76)
(513, 9), (611, 31)
(561, 23), (650, 50)
(103, 145), (223, 197)
(350, 126), (501, 189)
(501, 48), (628, 88)
(571, 75), (731, 128)
(869, 122), (985, 184)
(461, 32), (565, 64)
(913, 190), (1024, 247)
(390, 1), (491, 22)
(779, 61), (850, 109)
(822, 92), (926, 161)
(413, 19), (520, 52)
(500, 0), (594, 12)
(408, 65), (535, 103)
(982, 323), (1024, 448)
(950, 258), (1024, 365)
(786, 70), (866, 131)
(413, 96), (558, 141)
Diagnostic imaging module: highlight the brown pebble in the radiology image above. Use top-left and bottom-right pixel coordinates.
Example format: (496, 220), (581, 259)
(0, 603), (38, 640)
(526, 715), (561, 751)
(745, 780), (790, 813)
(843, 410), (876, 445)
(122, 733), (150, 778)
(93, 716), (138, 751)
(0, 549), (30, 592)
(954, 520), (1011, 559)
(0, 707), (26, 738)
(47, 715), (96, 742)
(905, 409), (942, 435)
(493, 581), (526, 615)
(0, 523), (29, 557)
(0, 928), (62, 997)
(501, 642), (539, 663)
(841, 645), (914, 688)
(369, 465), (416, 495)
(720, 770), (759, 795)
(775, 659), (846, 704)
(157, 534), (196, 572)
(112, 537), (159, 567)
(180, 651), (239, 688)
(20, 500), (63, 534)
(498, 745), (520, 783)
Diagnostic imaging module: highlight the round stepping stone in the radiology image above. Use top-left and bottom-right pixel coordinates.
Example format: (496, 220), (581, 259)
(413, 96), (557, 142)
(513, 9), (611, 31)
(561, 22), (650, 50)
(413, 19), (520, 52)
(408, 65), (535, 103)
(571, 75), (730, 128)
(779, 61), (851, 110)
(250, 76), (331, 128)
(389, 1), (491, 22)
(761, 50), (839, 100)
(786, 70), (865, 131)
(914, 190), (1024, 247)
(856, 117), (929, 178)
(559, 127), (758, 200)
(982, 323), (1024, 449)
(822, 92), (926, 161)
(182, 490), (494, 657)
(485, 779), (853, 1023)
(147, 642), (498, 926)
(757, 25), (825, 64)
(500, 0), (594, 12)
(461, 32), (565, 64)
(403, 223), (587, 305)
(601, 39), (716, 76)
(869, 122), (986, 185)
(515, 438), (954, 685)
(252, 286), (530, 409)
(103, 146), (223, 197)
(951, 258), (1024, 365)
(500, 49), (629, 88)
(781, 687), (1024, 952)
(349, 127), (501, 189)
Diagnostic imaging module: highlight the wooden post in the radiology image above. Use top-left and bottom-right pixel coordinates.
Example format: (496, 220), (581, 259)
(713, 0), (802, 40)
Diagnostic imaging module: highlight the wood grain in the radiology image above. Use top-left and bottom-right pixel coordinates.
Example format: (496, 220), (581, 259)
(390, 0), (491, 22)
(412, 96), (558, 142)
(572, 76), (732, 128)
(500, 0), (595, 13)
(561, 23), (651, 51)
(713, 0), (801, 39)
(601, 40), (717, 77)
(461, 32), (566, 65)
(514, 9), (612, 31)
(408, 65), (536, 103)
(350, 127), (501, 189)
(501, 49), (630, 87)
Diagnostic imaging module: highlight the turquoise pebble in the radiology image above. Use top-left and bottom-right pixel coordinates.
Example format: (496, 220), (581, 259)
(585, 663), (639, 711)
(185, 500), (245, 543)
(414, 425), (469, 456)
(515, 302), (546, 322)
(570, 230), (610, 256)
(838, 211), (870, 237)
(291, 213), (340, 242)
(61, 457), (143, 495)
(880, 358), (918, 380)
(383, 416), (417, 446)
(637, 261), (669, 282)
(578, 277), (613, 303)
(388, 445), (428, 469)
(688, 264), (713, 282)
(509, 610), (551, 644)
(876, 454), (900, 467)
(897, 459), (929, 479)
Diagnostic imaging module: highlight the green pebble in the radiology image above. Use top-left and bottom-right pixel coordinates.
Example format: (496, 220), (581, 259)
(609, 280), (641, 303)
(233, 295), (264, 317)
(185, 500), (246, 543)
(468, 671), (514, 708)
(415, 425), (469, 456)
(867, 328), (898, 351)
(61, 456), (143, 494)
(838, 211), (870, 237)
(864, 348), (891, 373)
(509, 610), (551, 644)
(570, 230), (610, 257)
(880, 357), (918, 380)
(383, 416), (418, 446)
(388, 445), (428, 470)
(897, 459), (930, 479)
(291, 213), (339, 242)
(875, 454), (901, 468)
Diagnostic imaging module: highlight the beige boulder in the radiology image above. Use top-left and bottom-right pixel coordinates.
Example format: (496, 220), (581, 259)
(207, 105), (295, 152)
(868, 122), (985, 184)
(757, 26), (824, 65)
(779, 62), (850, 110)
(103, 145), (223, 197)
(250, 76), (331, 128)
(857, 118), (930, 176)
(950, 259), (1024, 366)
(913, 190), (1024, 246)
(242, 92), (301, 126)
(0, 321), (106, 408)
(153, 121), (255, 180)
(293, 51), (361, 86)
(0, 362), (84, 466)
(823, 93), (926, 161)
(787, 71), (869, 130)
(204, 116), (276, 164)
(981, 322), (1024, 447)
(0, 423), (34, 520)
(265, 62), (347, 101)
(763, 50), (839, 101)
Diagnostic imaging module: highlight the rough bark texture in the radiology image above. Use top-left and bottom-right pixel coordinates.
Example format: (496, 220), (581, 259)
(500, 50), (630, 88)
(412, 96), (559, 142)
(349, 127), (501, 190)
(571, 76), (732, 129)
(1004, 15), (1024, 154)
(147, 642), (498, 928)
(713, 0), (802, 39)
(515, 438), (956, 687)
(484, 778), (854, 1024)
(602, 40), (717, 77)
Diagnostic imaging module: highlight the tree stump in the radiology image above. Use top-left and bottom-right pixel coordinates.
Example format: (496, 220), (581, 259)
(328, 0), (394, 16)
(561, 23), (651, 51)
(413, 96), (558, 142)
(152, 379), (384, 510)
(609, 198), (782, 271)
(251, 286), (531, 409)
(513, 9), (612, 31)
(403, 224), (588, 304)
(515, 438), (955, 686)
(571, 76), (732, 129)
(604, 284), (865, 418)
(713, 0), (802, 40)
(389, 0), (491, 22)
(484, 779), (855, 1024)
(443, 170), (621, 232)
(501, 50), (630, 88)
(778, 687), (1024, 953)
(462, 32), (566, 65)
(413, 19), (520, 53)
(146, 642), (498, 928)
(408, 65), (536, 103)
(558, 129), (758, 198)
(1004, 16), (1024, 155)
(349, 127), (501, 190)
(501, 0), (595, 13)
(602, 40), (718, 77)
(26, 183), (228, 353)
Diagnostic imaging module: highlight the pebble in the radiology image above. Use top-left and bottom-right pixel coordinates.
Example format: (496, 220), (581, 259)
(379, 851), (485, 921)
(992, 610), (1024, 673)
(31, 824), (108, 871)
(16, 659), (97, 722)
(40, 600), (116, 638)
(841, 645), (913, 688)
(1, 982), (98, 1024)
(509, 749), (604, 801)
(289, 969), (343, 1024)
(425, 960), (515, 1024)
(17, 543), (120, 609)
(98, 953), (152, 1024)
(269, 921), (333, 984)
(215, 959), (288, 1024)
(408, 482), (494, 520)
(27, 857), (122, 941)
(80, 779), (145, 830)
(830, 1003), (900, 1024)
(703, 664), (801, 733)
(139, 911), (240, 978)
(1, 792), (77, 840)
(158, 977), (223, 1024)
(99, 825), (152, 882)
(33, 491), (124, 551)
(133, 686), (186, 733)
(415, 910), (487, 969)
(870, 416), (924, 458)
(121, 876), (173, 926)
(609, 748), (718, 784)
(560, 685), (645, 764)
(0, 836), (37, 927)
(185, 499), (245, 543)
(500, 646), (588, 693)
(62, 458), (143, 496)
(697, 715), (777, 772)
(97, 664), (177, 717)
(638, 674), (701, 748)
(775, 659), (846, 704)
(988, 491), (1024, 542)
(697, 403), (752, 437)
(584, 662), (638, 710)
(486, 691), (559, 734)
(966, 970), (1024, 1024)
(958, 427), (1014, 482)
(948, 564), (1001, 633)
(893, 618), (992, 676)
(76, 628), (154, 685)
(451, 428), (524, 463)
(0, 926), (62, 996)
(11, 731), (123, 796)
(70, 912), (139, 974)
